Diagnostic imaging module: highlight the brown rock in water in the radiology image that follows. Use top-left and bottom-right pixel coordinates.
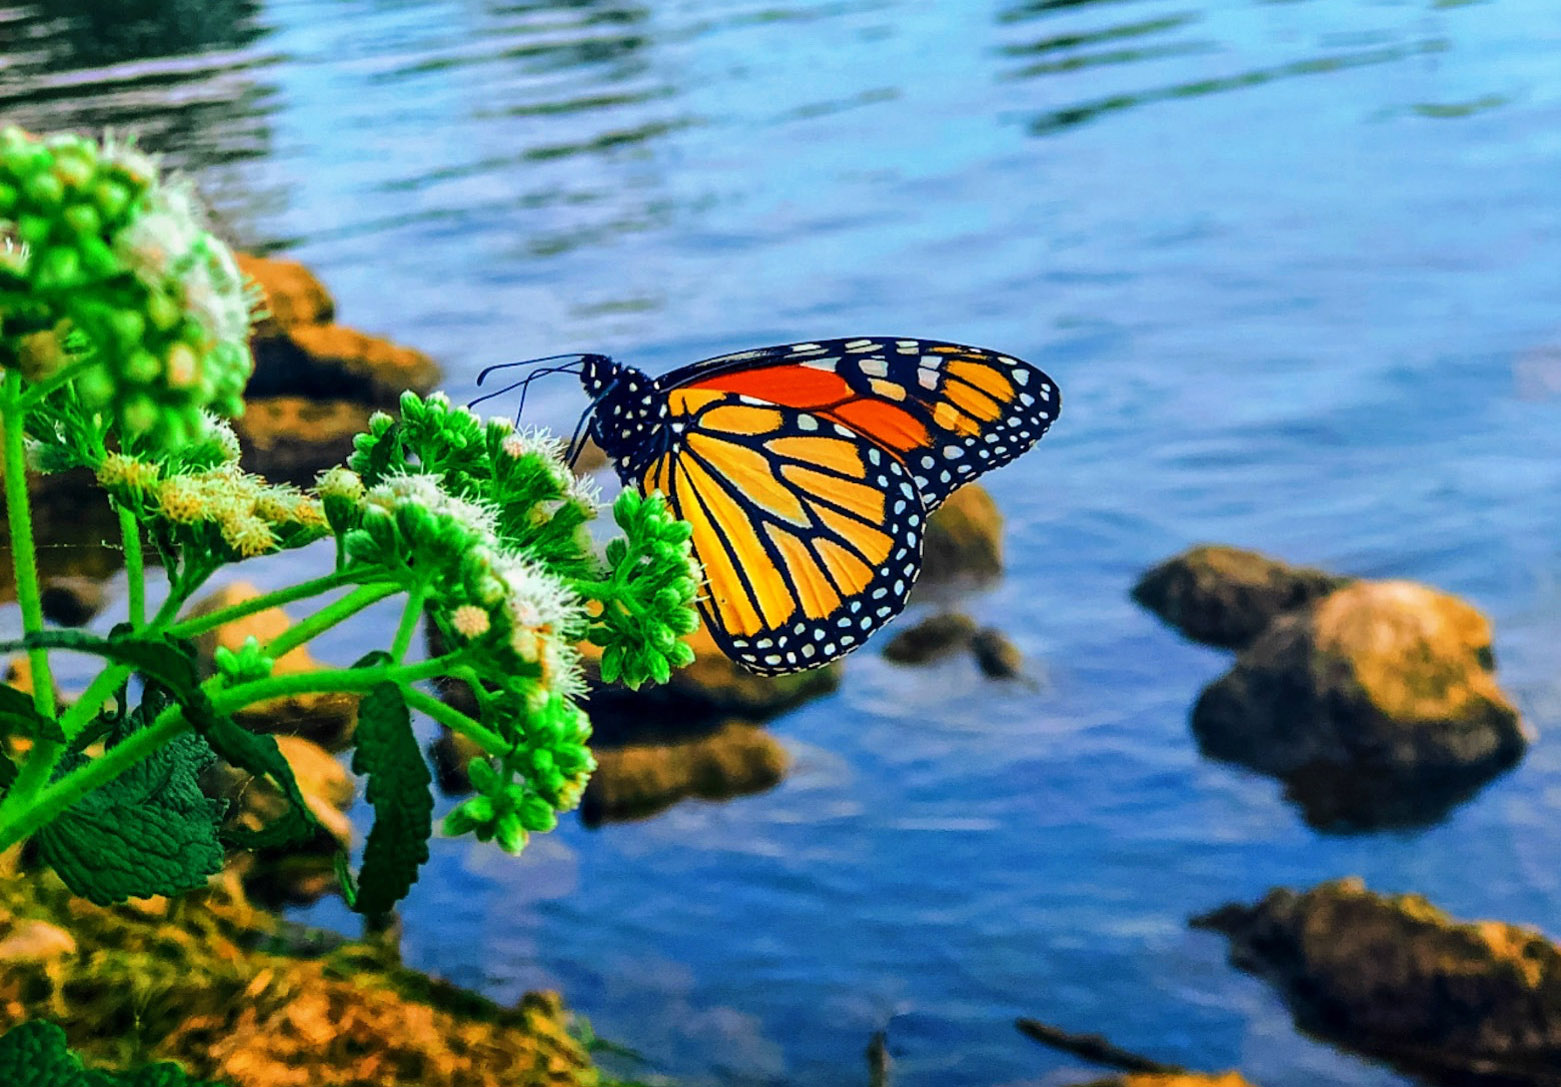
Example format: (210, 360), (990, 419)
(921, 483), (1003, 583)
(235, 396), (376, 487)
(581, 720), (789, 825)
(238, 253), (335, 333)
(1075, 1076), (1257, 1087)
(39, 575), (108, 627)
(1192, 580), (1526, 790)
(972, 626), (1024, 679)
(1133, 545), (1351, 650)
(185, 583), (359, 750)
(582, 624), (839, 742)
(0, 866), (596, 1086)
(248, 322), (441, 410)
(883, 612), (977, 663)
(1194, 878), (1561, 1083)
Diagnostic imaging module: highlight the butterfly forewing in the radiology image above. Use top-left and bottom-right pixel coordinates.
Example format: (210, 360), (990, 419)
(644, 397), (924, 675)
(662, 337), (1060, 509)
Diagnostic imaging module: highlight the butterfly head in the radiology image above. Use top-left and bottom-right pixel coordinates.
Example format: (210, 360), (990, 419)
(576, 355), (667, 476)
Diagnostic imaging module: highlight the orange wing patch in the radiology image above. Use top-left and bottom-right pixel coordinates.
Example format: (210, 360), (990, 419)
(687, 365), (854, 408)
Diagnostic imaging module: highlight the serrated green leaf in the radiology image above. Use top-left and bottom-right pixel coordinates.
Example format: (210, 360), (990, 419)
(34, 732), (226, 906)
(200, 715), (319, 851)
(349, 682), (432, 915)
(0, 1020), (87, 1087)
(0, 683), (63, 743)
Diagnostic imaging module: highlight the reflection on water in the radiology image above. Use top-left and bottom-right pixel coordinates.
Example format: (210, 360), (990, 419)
(5, 0), (1561, 1085)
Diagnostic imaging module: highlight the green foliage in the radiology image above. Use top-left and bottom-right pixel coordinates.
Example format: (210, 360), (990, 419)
(590, 490), (701, 690)
(35, 730), (225, 905)
(0, 128), (703, 927)
(0, 126), (254, 450)
(0, 1021), (225, 1087)
(346, 680), (432, 915)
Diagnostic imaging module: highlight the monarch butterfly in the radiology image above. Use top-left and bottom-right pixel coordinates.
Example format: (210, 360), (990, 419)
(479, 337), (1060, 675)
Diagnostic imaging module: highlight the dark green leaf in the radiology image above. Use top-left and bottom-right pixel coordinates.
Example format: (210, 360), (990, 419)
(349, 682), (432, 915)
(0, 1021), (86, 1087)
(0, 683), (62, 743)
(34, 733), (226, 905)
(200, 715), (319, 851)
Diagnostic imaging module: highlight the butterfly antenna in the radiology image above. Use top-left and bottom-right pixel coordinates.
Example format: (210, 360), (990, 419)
(565, 396), (604, 469)
(468, 359), (586, 416)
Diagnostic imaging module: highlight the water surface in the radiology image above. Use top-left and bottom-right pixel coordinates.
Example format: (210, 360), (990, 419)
(5, 0), (1561, 1083)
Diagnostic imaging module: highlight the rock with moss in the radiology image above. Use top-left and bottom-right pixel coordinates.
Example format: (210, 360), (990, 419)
(0, 859), (598, 1086)
(883, 612), (977, 664)
(920, 483), (1003, 584)
(235, 252), (440, 484)
(1074, 1076), (1257, 1087)
(578, 624), (839, 739)
(580, 719), (789, 825)
(1195, 878), (1561, 1084)
(1191, 580), (1526, 829)
(1133, 545), (1351, 650)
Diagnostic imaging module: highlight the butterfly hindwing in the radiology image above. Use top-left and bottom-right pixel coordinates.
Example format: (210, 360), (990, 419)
(642, 394), (925, 675)
(662, 337), (1060, 509)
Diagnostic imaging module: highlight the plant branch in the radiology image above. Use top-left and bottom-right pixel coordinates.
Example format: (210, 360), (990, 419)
(118, 502), (145, 627)
(403, 686), (511, 757)
(262, 582), (402, 661)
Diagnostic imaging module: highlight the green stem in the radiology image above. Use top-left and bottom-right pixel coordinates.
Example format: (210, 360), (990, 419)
(403, 686), (511, 757)
(389, 584), (428, 663)
(263, 582), (401, 661)
(211, 652), (463, 710)
(117, 503), (145, 627)
(0, 374), (63, 822)
(149, 555), (218, 630)
(55, 663), (131, 742)
(2, 373), (54, 718)
(163, 568), (383, 641)
(15, 357), (93, 411)
(0, 701), (191, 853)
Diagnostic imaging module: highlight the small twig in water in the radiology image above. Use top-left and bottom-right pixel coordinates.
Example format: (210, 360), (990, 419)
(1014, 1017), (1187, 1075)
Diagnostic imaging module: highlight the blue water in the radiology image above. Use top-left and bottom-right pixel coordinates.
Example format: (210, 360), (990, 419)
(6, 0), (1561, 1083)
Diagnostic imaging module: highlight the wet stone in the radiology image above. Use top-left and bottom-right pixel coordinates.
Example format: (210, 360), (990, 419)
(920, 483), (1003, 584)
(971, 626), (1023, 679)
(1133, 545), (1352, 650)
(1190, 579), (1527, 829)
(882, 612), (977, 664)
(39, 574), (108, 627)
(1195, 878), (1561, 1083)
(581, 720), (789, 826)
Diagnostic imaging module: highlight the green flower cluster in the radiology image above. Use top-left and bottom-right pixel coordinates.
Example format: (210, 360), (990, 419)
(0, 127), (254, 448)
(591, 490), (701, 688)
(342, 391), (699, 853)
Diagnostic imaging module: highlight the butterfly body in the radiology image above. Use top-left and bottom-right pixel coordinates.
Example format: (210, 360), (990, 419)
(579, 338), (1060, 675)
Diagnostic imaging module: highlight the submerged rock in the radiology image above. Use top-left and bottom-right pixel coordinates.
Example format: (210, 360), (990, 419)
(1136, 544), (1526, 831)
(39, 574), (109, 627)
(581, 719), (789, 825)
(582, 624), (839, 740)
(1133, 545), (1350, 650)
(920, 483), (1004, 583)
(1192, 580), (1526, 824)
(883, 612), (977, 663)
(235, 396), (377, 488)
(185, 582), (359, 750)
(1073, 1076), (1256, 1087)
(235, 251), (441, 486)
(1195, 878), (1561, 1084)
(0, 865), (596, 1086)
(971, 626), (1024, 679)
